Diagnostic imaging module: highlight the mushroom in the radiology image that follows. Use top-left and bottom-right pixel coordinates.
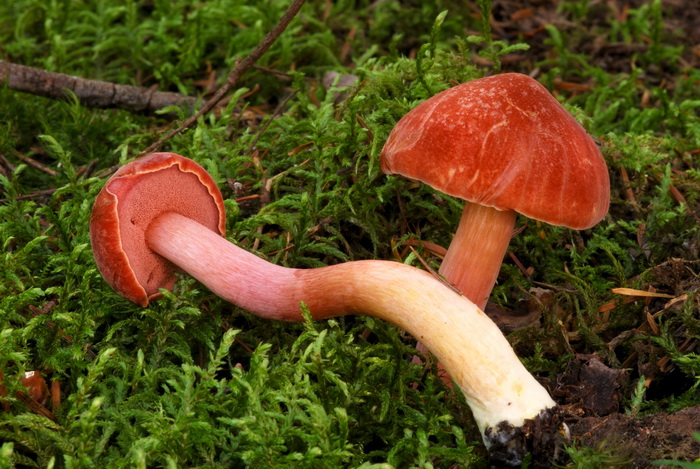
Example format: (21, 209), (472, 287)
(90, 152), (562, 465)
(90, 152), (226, 306)
(381, 73), (610, 310)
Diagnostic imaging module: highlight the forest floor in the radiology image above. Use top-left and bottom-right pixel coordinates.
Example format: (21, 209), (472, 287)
(1, 0), (699, 467)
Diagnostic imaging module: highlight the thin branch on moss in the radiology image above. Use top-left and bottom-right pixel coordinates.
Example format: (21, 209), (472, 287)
(0, 367), (9, 413)
(15, 152), (58, 177)
(0, 188), (56, 204)
(137, 0), (307, 157)
(243, 88), (299, 156)
(0, 61), (197, 115)
(0, 152), (16, 174)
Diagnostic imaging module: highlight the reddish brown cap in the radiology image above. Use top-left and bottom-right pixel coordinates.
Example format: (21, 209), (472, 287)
(90, 153), (226, 306)
(381, 73), (610, 229)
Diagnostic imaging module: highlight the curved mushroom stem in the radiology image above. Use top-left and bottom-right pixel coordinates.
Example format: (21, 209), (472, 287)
(146, 212), (559, 462)
(438, 202), (517, 310)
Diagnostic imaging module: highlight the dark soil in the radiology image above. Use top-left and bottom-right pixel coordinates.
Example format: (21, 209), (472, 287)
(569, 405), (700, 467)
(490, 0), (700, 84)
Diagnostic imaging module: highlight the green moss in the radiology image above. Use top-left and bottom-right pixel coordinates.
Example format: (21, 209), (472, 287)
(1, 0), (699, 466)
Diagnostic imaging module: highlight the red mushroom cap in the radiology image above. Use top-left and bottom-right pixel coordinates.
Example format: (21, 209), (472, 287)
(90, 152), (226, 306)
(381, 73), (610, 229)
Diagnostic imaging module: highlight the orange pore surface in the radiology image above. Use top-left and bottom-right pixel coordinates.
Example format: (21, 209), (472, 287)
(90, 153), (225, 305)
(110, 166), (222, 296)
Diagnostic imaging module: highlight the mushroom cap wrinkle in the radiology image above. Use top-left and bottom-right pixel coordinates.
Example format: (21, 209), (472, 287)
(90, 152), (226, 306)
(381, 73), (610, 230)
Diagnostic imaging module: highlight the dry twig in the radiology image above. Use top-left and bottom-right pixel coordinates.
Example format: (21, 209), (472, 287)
(137, 0), (307, 157)
(0, 61), (197, 115)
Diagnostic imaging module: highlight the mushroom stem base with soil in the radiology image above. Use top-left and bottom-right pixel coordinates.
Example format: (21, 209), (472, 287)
(146, 211), (561, 465)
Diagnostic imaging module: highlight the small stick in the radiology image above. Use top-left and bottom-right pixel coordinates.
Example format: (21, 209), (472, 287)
(0, 152), (16, 174)
(251, 64), (296, 80)
(51, 380), (61, 411)
(403, 239), (447, 259)
(355, 114), (374, 144)
(234, 194), (261, 203)
(619, 166), (638, 208)
(669, 183), (700, 224)
(15, 390), (56, 421)
(611, 287), (675, 298)
(408, 245), (462, 295)
(0, 188), (57, 204)
(508, 251), (532, 279)
(0, 60), (197, 115)
(244, 89), (299, 156)
(0, 367), (9, 412)
(76, 159), (99, 179)
(137, 0), (307, 157)
(15, 152), (58, 177)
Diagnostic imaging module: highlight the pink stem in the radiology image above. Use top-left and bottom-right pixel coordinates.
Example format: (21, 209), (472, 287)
(144, 211), (555, 441)
(438, 202), (517, 310)
(147, 212), (358, 321)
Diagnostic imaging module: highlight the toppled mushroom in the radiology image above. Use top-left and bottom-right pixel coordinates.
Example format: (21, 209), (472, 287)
(381, 73), (610, 309)
(90, 153), (226, 306)
(90, 152), (564, 464)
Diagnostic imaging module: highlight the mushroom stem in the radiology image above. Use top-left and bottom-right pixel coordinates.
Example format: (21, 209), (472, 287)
(438, 202), (517, 310)
(146, 211), (557, 456)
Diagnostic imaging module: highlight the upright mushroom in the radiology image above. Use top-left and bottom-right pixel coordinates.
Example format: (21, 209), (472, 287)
(381, 73), (610, 310)
(90, 152), (562, 465)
